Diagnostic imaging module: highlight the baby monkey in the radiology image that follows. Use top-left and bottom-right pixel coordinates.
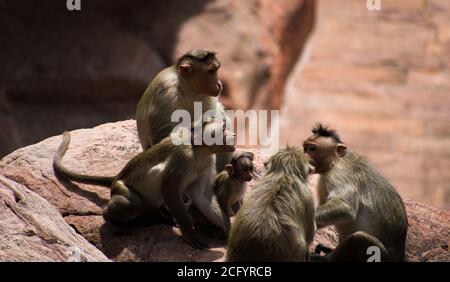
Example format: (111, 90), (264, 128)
(213, 151), (255, 232)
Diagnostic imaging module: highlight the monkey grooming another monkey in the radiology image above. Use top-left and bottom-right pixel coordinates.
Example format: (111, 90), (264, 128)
(136, 49), (233, 231)
(213, 151), (255, 233)
(136, 49), (232, 172)
(54, 121), (235, 249)
(303, 124), (408, 262)
(226, 147), (315, 262)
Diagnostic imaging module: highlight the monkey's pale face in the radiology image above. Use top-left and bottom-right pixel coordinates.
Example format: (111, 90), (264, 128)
(303, 137), (337, 174)
(235, 157), (254, 182)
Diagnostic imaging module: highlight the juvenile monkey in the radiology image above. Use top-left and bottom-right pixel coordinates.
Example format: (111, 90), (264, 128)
(136, 49), (233, 231)
(213, 151), (255, 232)
(303, 124), (408, 262)
(226, 147), (315, 262)
(54, 121), (235, 249)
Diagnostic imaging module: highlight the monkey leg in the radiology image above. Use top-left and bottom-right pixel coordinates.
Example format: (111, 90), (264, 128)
(190, 165), (227, 231)
(103, 182), (144, 225)
(329, 231), (390, 262)
(191, 191), (227, 232)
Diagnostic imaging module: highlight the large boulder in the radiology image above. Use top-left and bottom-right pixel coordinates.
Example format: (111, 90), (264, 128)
(0, 175), (109, 261)
(0, 120), (448, 261)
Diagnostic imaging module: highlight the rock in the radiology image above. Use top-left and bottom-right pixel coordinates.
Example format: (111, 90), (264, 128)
(0, 175), (109, 261)
(0, 120), (448, 261)
(280, 0), (450, 209)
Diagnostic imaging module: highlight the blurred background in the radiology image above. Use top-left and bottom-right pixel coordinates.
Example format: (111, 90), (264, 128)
(0, 0), (449, 209)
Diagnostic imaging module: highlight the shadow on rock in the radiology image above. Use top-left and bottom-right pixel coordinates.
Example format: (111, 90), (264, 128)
(99, 223), (226, 262)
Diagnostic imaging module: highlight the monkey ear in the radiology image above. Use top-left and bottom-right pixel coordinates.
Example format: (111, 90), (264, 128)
(336, 144), (347, 157)
(179, 64), (192, 76)
(225, 164), (235, 176)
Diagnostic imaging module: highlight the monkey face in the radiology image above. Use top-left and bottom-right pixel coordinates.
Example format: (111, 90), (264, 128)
(180, 58), (223, 97)
(235, 157), (254, 182)
(303, 137), (342, 174)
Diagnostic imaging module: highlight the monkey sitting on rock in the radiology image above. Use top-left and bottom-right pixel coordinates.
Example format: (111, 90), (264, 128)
(226, 147), (316, 262)
(53, 121), (235, 249)
(303, 124), (408, 262)
(136, 49), (233, 233)
(213, 151), (255, 233)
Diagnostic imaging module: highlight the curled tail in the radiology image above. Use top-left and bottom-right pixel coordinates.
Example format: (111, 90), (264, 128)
(53, 131), (115, 187)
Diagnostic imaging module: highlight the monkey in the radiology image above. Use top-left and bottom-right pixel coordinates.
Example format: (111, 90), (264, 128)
(135, 49), (233, 231)
(303, 123), (408, 262)
(136, 48), (233, 173)
(226, 147), (316, 262)
(53, 121), (236, 249)
(213, 151), (255, 233)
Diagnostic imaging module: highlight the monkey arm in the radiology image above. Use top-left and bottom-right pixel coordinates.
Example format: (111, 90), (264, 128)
(217, 195), (232, 232)
(161, 171), (209, 248)
(152, 122), (178, 147)
(315, 198), (357, 229)
(213, 104), (234, 172)
(161, 171), (194, 233)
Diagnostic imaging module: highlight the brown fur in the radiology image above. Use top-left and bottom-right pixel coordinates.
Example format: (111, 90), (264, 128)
(226, 147), (315, 262)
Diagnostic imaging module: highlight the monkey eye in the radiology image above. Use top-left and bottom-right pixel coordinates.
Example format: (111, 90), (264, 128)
(244, 166), (254, 172)
(304, 146), (316, 153)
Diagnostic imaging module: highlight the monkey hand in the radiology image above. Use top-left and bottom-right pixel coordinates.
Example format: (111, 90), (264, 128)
(182, 230), (209, 250)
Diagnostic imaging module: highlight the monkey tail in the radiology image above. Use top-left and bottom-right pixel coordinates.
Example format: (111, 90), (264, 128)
(53, 131), (115, 187)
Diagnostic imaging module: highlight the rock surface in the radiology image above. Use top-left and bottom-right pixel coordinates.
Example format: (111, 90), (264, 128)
(0, 175), (109, 261)
(281, 0), (450, 209)
(0, 120), (448, 261)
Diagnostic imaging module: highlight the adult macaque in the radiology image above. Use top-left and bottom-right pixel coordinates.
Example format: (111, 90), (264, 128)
(303, 124), (408, 262)
(136, 48), (232, 171)
(214, 151), (255, 232)
(226, 147), (315, 262)
(53, 121), (235, 249)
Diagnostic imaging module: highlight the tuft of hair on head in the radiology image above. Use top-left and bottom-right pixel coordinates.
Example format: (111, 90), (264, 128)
(311, 123), (343, 143)
(176, 49), (217, 66)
